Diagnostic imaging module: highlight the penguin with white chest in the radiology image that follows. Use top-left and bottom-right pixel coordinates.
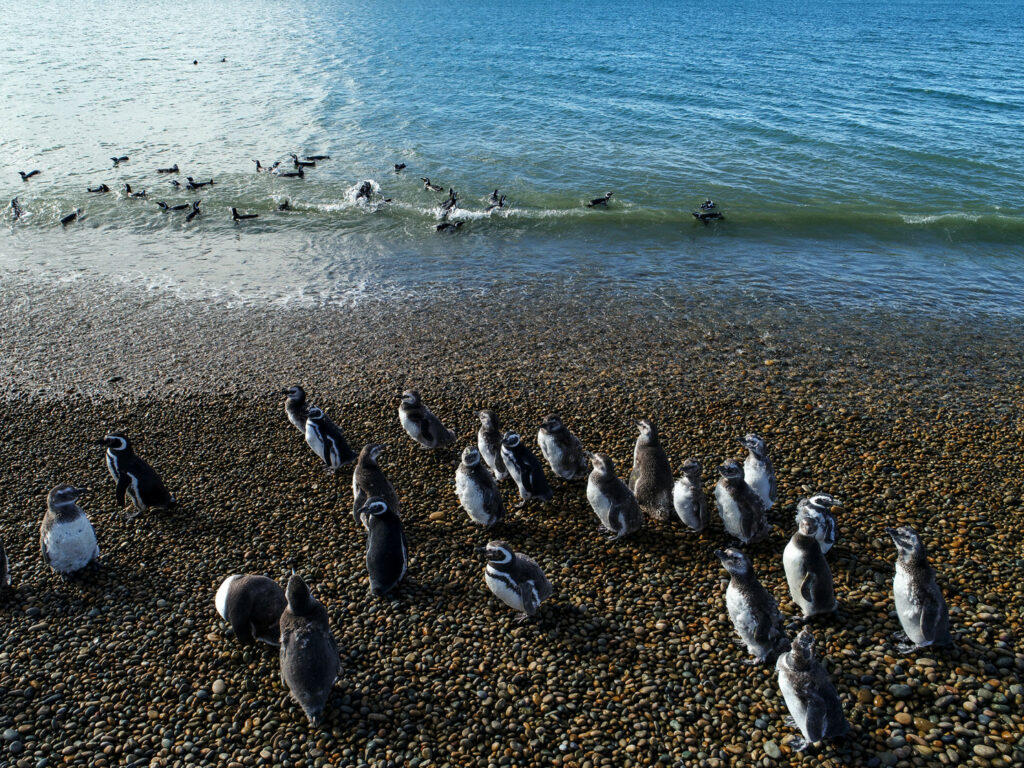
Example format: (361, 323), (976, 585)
(886, 526), (952, 654)
(480, 540), (552, 620)
(586, 452), (643, 539)
(40, 485), (100, 577)
(281, 385), (309, 432)
(456, 446), (505, 528)
(715, 548), (787, 663)
(776, 628), (849, 751)
(357, 497), (408, 595)
(500, 432), (553, 507)
(100, 434), (175, 519)
(477, 410), (508, 481)
(796, 493), (841, 555)
(672, 458), (709, 531)
(537, 414), (589, 481)
(304, 406), (356, 471)
(279, 574), (340, 725)
(352, 443), (399, 529)
(399, 390), (456, 459)
(783, 516), (837, 619)
(215, 574), (287, 646)
(628, 419), (674, 522)
(739, 433), (777, 510)
(714, 459), (771, 544)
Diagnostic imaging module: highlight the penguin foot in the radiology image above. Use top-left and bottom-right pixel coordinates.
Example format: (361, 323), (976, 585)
(123, 508), (141, 521)
(895, 638), (921, 655)
(514, 613), (532, 624)
(787, 735), (812, 753)
(322, 465), (338, 476)
(742, 657), (767, 666)
(783, 715), (798, 729)
(515, 500), (526, 509)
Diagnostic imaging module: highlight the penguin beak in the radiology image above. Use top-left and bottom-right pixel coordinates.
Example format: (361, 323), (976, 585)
(279, 388), (289, 395)
(884, 527), (898, 539)
(713, 549), (725, 560)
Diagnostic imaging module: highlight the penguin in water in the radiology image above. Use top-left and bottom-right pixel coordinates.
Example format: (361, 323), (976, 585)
(776, 628), (849, 752)
(783, 516), (837, 619)
(185, 200), (202, 222)
(157, 201), (190, 212)
(40, 485), (100, 577)
(352, 443), (400, 528)
(714, 459), (771, 544)
(455, 446), (505, 528)
(0, 536), (9, 588)
(100, 433), (175, 519)
(885, 526), (952, 653)
(123, 183), (146, 198)
(186, 177), (214, 189)
(477, 409), (508, 481)
(232, 207), (258, 220)
(394, 163), (406, 172)
(280, 384), (309, 432)
(87, 184), (110, 193)
(398, 390), (456, 458)
(537, 414), (589, 481)
(628, 419), (674, 522)
(485, 194), (506, 213)
(304, 154), (330, 161)
(157, 164), (179, 174)
(304, 406), (357, 471)
(480, 540), (552, 621)
(587, 192), (613, 207)
(739, 433), (776, 510)
(357, 497), (408, 596)
(215, 575), (287, 646)
(500, 432), (553, 507)
(421, 177), (443, 192)
(435, 220), (463, 232)
(672, 458), (709, 531)
(111, 155), (129, 166)
(585, 452), (643, 540)
(279, 574), (339, 725)
(290, 154), (316, 169)
(19, 170), (41, 181)
(60, 209), (81, 226)
(715, 548), (787, 664)
(10, 197), (23, 220)
(354, 180), (374, 201)
(796, 493), (841, 555)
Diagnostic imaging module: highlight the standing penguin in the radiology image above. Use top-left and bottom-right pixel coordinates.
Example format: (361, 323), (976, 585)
(537, 414), (589, 481)
(739, 433), (777, 510)
(0, 537), (9, 588)
(586, 453), (643, 539)
(628, 419), (674, 522)
(455, 446), (505, 528)
(500, 432), (553, 507)
(715, 548), (787, 663)
(477, 410), (508, 481)
(480, 540), (552, 620)
(886, 526), (952, 653)
(304, 406), (357, 471)
(672, 458), (709, 531)
(796, 493), (841, 554)
(100, 433), (175, 519)
(352, 443), (399, 528)
(357, 497), (408, 595)
(279, 574), (340, 725)
(776, 628), (849, 751)
(281, 385), (309, 432)
(714, 460), (771, 544)
(215, 574), (287, 646)
(40, 485), (100, 577)
(783, 516), (837, 619)
(398, 390), (456, 459)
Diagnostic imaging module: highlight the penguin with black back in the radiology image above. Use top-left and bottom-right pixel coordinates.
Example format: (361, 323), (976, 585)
(279, 574), (339, 725)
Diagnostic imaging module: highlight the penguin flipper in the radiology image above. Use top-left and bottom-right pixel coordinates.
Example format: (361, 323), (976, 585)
(802, 694), (828, 743)
(519, 582), (541, 616)
(115, 473), (129, 507)
(920, 596), (947, 644)
(800, 572), (817, 604)
(40, 534), (50, 567)
(230, 613), (257, 645)
(353, 486), (367, 518)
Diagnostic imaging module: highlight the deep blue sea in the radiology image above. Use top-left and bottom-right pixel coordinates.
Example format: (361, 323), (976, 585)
(1, 0), (1022, 313)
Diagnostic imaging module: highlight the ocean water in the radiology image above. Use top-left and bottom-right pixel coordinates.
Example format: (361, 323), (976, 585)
(1, 0), (1023, 314)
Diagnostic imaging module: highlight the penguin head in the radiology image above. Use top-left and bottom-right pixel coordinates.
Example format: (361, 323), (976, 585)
(285, 573), (317, 615)
(281, 384), (306, 402)
(717, 459), (743, 480)
(478, 410), (500, 429)
(738, 433), (767, 457)
(540, 414), (564, 433)
(356, 497), (391, 522)
(589, 452), (614, 474)
(481, 541), (513, 565)
(797, 515), (819, 537)
(501, 432), (521, 449)
(461, 446), (481, 467)
(801, 493), (839, 513)
(360, 443), (386, 464)
(48, 484), (86, 509)
(635, 419), (658, 444)
(401, 390), (421, 407)
(306, 406), (325, 422)
(99, 433), (131, 452)
(789, 627), (817, 668)
(680, 458), (702, 480)
(714, 547), (750, 576)
(885, 526), (925, 564)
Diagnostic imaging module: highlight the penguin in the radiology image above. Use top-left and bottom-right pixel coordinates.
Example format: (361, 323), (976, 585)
(280, 385), (309, 431)
(421, 177), (443, 192)
(215, 574), (287, 646)
(715, 548), (787, 663)
(185, 200), (202, 222)
(500, 432), (553, 507)
(585, 452), (643, 540)
(435, 220), (463, 232)
(39, 485), (100, 577)
(352, 443), (400, 528)
(111, 155), (129, 166)
(885, 526), (952, 653)
(714, 459), (771, 544)
(87, 184), (110, 193)
(278, 574), (339, 725)
(276, 168), (304, 179)
(355, 180), (373, 200)
(476, 409), (508, 481)
(277, 199), (291, 211)
(398, 390), (456, 455)
(123, 183), (147, 198)
(672, 458), (709, 531)
(1, 536), (11, 588)
(488, 189), (501, 205)
(783, 516), (837, 618)
(394, 163), (406, 172)
(440, 188), (457, 213)
(10, 197), (23, 220)
(537, 414), (589, 481)
(157, 164), (179, 174)
(357, 497), (408, 595)
(480, 540), (552, 620)
(628, 419), (674, 522)
(100, 433), (175, 519)
(19, 170), (41, 181)
(305, 154), (330, 161)
(157, 201), (190, 212)
(739, 433), (776, 510)
(795, 493), (840, 554)
(775, 628), (849, 751)
(255, 160), (266, 172)
(455, 446), (505, 528)
(186, 177), (214, 189)
(700, 198), (717, 210)
(168, 179), (181, 188)
(485, 194), (506, 213)
(692, 209), (724, 224)
(60, 209), (81, 226)
(232, 207), (258, 220)
(290, 154), (316, 169)
(587, 192), (613, 207)
(304, 406), (357, 471)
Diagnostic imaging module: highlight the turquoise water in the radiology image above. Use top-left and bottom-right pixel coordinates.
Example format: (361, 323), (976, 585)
(1, 0), (1023, 312)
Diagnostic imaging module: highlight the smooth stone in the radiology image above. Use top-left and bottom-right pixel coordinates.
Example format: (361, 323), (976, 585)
(764, 741), (781, 759)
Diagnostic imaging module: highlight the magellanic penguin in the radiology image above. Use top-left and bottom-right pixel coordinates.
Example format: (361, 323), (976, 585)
(886, 526), (952, 654)
(586, 453), (643, 540)
(281, 385), (309, 432)
(352, 443), (400, 529)
(739, 433), (777, 510)
(480, 540), (552, 621)
(796, 493), (841, 555)
(714, 459), (771, 544)
(398, 390), (456, 459)
(537, 414), (589, 481)
(40, 485), (100, 577)
(100, 434), (175, 519)
(357, 497), (408, 595)
(304, 406), (357, 471)
(215, 574), (287, 646)
(628, 419), (674, 522)
(477, 410), (508, 481)
(456, 446), (505, 528)
(715, 548), (787, 664)
(776, 628), (849, 751)
(0, 536), (9, 588)
(783, 516), (837, 619)
(672, 458), (709, 531)
(500, 432), (553, 507)
(279, 574), (340, 725)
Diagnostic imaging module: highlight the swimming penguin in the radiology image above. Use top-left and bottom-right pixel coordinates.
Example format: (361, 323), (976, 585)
(672, 457), (709, 531)
(304, 406), (357, 471)
(157, 164), (179, 174)
(394, 163), (406, 172)
(537, 414), (589, 481)
(477, 410), (509, 481)
(19, 170), (41, 181)
(398, 390), (456, 456)
(586, 452), (643, 540)
(280, 384), (309, 432)
(305, 154), (330, 161)
(0, 536), (9, 588)
(357, 497), (408, 595)
(123, 183), (147, 198)
(435, 220), (463, 232)
(795, 493), (840, 554)
(254, 160), (266, 173)
(715, 459), (771, 544)
(456, 446), (505, 528)
(421, 177), (443, 192)
(215, 574), (287, 646)
(715, 547), (787, 663)
(776, 628), (849, 751)
(278, 574), (339, 725)
(355, 181), (373, 200)
(277, 199), (291, 211)
(587, 192), (613, 207)
(353, 443), (400, 528)
(157, 201), (190, 212)
(232, 207), (258, 220)
(700, 198), (716, 210)
(60, 209), (81, 226)
(168, 179), (181, 188)
(111, 155), (129, 166)
(185, 200), (202, 222)
(628, 419), (674, 522)
(500, 432), (553, 507)
(739, 433), (776, 510)
(87, 184), (110, 193)
(440, 188), (458, 213)
(485, 194), (506, 213)
(488, 189), (501, 205)
(692, 209), (724, 224)
(10, 197), (23, 220)
(40, 485), (100, 577)
(783, 516), (837, 619)
(277, 168), (304, 179)
(290, 154), (315, 169)
(885, 526), (952, 653)
(480, 540), (552, 620)
(186, 177), (214, 190)
(100, 433), (176, 519)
